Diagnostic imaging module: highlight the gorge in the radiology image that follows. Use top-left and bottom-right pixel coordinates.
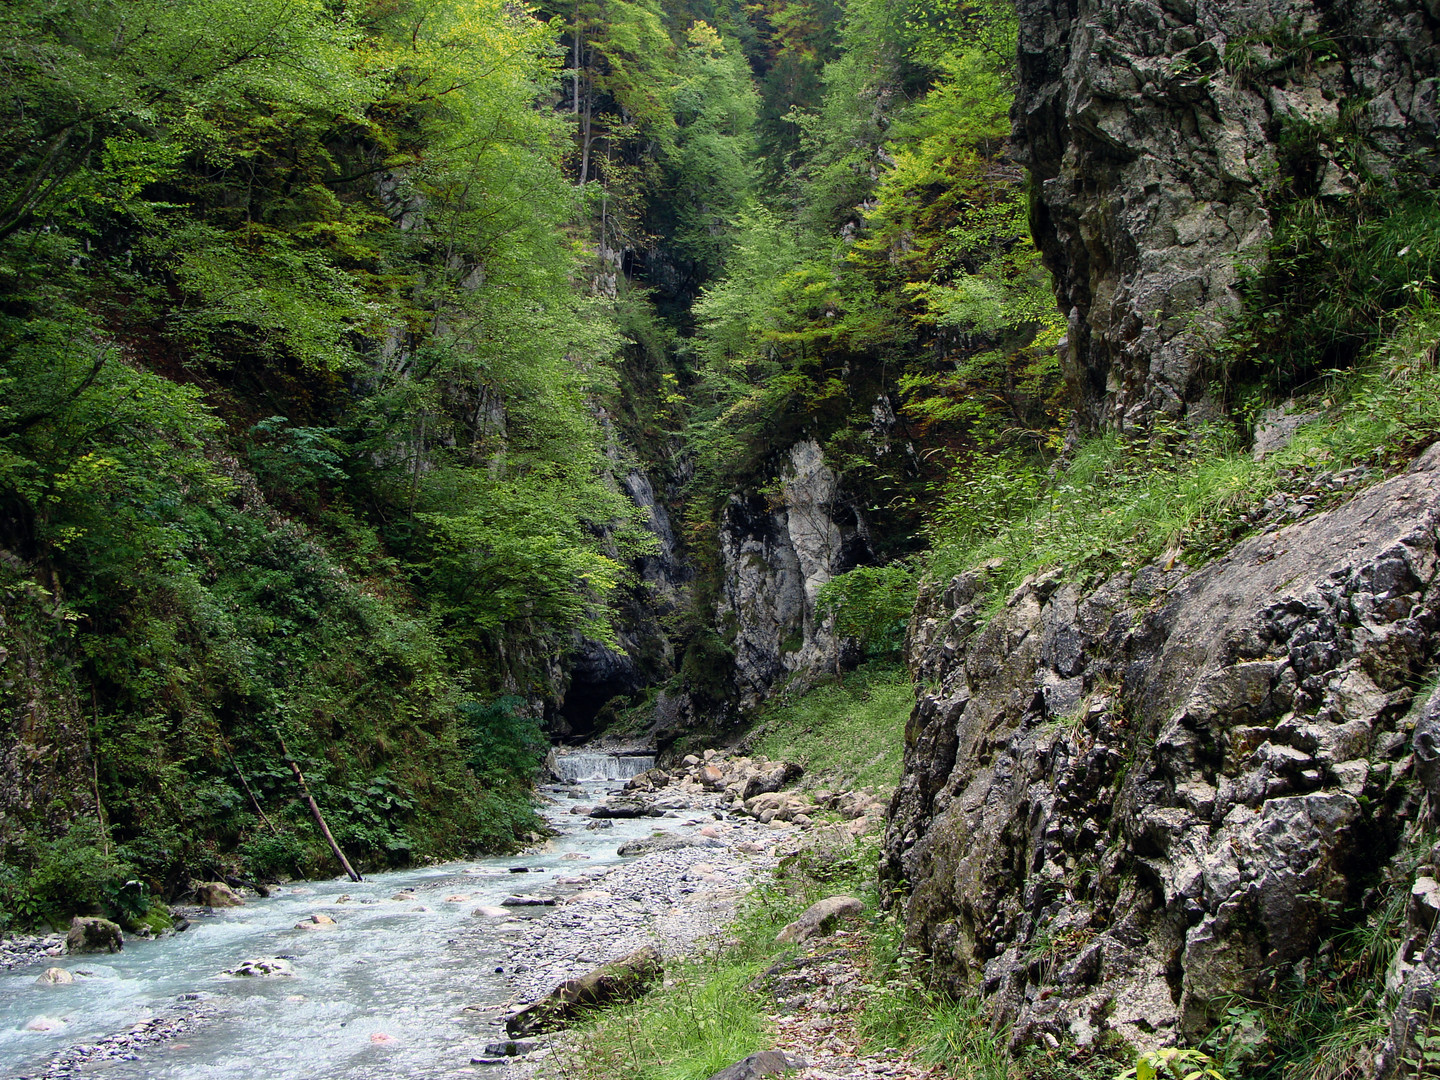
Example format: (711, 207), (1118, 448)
(1, 0), (1439, 1074)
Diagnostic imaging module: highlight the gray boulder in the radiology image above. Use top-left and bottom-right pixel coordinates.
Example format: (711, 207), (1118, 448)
(706, 1050), (809, 1080)
(776, 896), (864, 944)
(65, 917), (123, 954)
(617, 834), (721, 857)
(193, 881), (244, 907)
(505, 945), (662, 1036)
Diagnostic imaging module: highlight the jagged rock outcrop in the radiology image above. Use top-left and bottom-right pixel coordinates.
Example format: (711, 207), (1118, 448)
(716, 440), (870, 707)
(1013, 0), (1439, 430)
(0, 564), (96, 855)
(882, 443), (1440, 1052)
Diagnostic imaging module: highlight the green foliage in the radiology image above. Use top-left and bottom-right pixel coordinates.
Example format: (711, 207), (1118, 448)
(0, 0), (640, 904)
(665, 22), (761, 277)
(678, 629), (738, 703)
(556, 959), (770, 1080)
(460, 697), (547, 781)
(751, 662), (911, 792)
(927, 303), (1440, 606)
(859, 969), (1014, 1080)
(1223, 190), (1440, 394)
(0, 822), (133, 928)
(680, 0), (1059, 583)
(1119, 1048), (1231, 1080)
(815, 563), (915, 659)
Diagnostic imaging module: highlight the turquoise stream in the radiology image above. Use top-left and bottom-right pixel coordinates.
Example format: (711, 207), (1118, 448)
(0, 774), (665, 1079)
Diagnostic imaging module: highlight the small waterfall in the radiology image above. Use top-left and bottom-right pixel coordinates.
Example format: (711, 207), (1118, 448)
(552, 752), (655, 782)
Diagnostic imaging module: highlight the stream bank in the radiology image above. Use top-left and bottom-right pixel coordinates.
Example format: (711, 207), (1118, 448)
(1, 749), (854, 1080)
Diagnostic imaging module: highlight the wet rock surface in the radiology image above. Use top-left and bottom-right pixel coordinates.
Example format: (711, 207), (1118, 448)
(505, 945), (664, 1036)
(884, 443), (1440, 1051)
(64, 917), (123, 955)
(1013, 0), (1439, 430)
(17, 996), (224, 1080)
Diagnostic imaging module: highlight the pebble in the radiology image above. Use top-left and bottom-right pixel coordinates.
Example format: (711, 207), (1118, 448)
(23, 998), (223, 1079)
(0, 933), (66, 972)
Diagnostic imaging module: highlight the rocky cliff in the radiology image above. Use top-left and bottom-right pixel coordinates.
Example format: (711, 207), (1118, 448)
(881, 443), (1440, 1053)
(716, 440), (870, 708)
(0, 564), (96, 854)
(1013, 0), (1439, 430)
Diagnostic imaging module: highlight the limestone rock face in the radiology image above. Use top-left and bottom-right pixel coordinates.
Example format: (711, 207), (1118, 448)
(717, 440), (869, 707)
(1012, 0), (1439, 431)
(883, 444), (1440, 1051)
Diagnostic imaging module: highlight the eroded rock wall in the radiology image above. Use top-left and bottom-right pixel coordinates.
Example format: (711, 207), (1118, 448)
(882, 444), (1440, 1050)
(717, 440), (870, 708)
(0, 565), (96, 854)
(1013, 0), (1439, 430)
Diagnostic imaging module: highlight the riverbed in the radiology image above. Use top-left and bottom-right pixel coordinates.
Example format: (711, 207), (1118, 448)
(0, 756), (776, 1080)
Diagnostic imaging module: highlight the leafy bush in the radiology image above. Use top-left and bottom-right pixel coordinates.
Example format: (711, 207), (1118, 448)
(237, 831), (312, 880)
(23, 822), (133, 920)
(816, 562), (916, 660)
(459, 697), (547, 784)
(1224, 190), (1440, 394)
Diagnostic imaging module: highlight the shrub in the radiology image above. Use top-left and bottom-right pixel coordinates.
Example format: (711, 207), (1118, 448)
(816, 562), (916, 661)
(459, 696), (547, 783)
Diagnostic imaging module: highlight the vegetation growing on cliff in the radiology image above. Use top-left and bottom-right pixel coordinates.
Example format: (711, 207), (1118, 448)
(0, 0), (1058, 922)
(0, 0), (643, 919)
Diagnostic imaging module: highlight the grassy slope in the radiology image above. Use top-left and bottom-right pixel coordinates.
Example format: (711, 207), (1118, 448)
(749, 662), (913, 795)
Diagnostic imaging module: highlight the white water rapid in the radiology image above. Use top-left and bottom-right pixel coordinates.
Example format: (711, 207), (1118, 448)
(549, 752), (654, 783)
(0, 761), (666, 1080)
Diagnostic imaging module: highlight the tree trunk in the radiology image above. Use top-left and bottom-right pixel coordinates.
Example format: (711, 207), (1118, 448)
(224, 736), (279, 836)
(579, 88), (593, 186)
(572, 12), (581, 114)
(279, 740), (362, 882)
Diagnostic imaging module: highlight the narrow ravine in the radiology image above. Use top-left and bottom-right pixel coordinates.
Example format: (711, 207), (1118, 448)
(0, 752), (783, 1080)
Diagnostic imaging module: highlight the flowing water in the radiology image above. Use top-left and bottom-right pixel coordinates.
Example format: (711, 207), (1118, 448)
(0, 765), (667, 1080)
(549, 753), (654, 783)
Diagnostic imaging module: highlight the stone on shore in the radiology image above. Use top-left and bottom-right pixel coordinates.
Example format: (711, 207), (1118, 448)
(483, 1039), (538, 1056)
(505, 945), (663, 1036)
(588, 800), (652, 819)
(193, 881), (244, 907)
(617, 833), (722, 857)
(707, 1050), (809, 1080)
(776, 896), (863, 944)
(65, 916), (124, 954)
